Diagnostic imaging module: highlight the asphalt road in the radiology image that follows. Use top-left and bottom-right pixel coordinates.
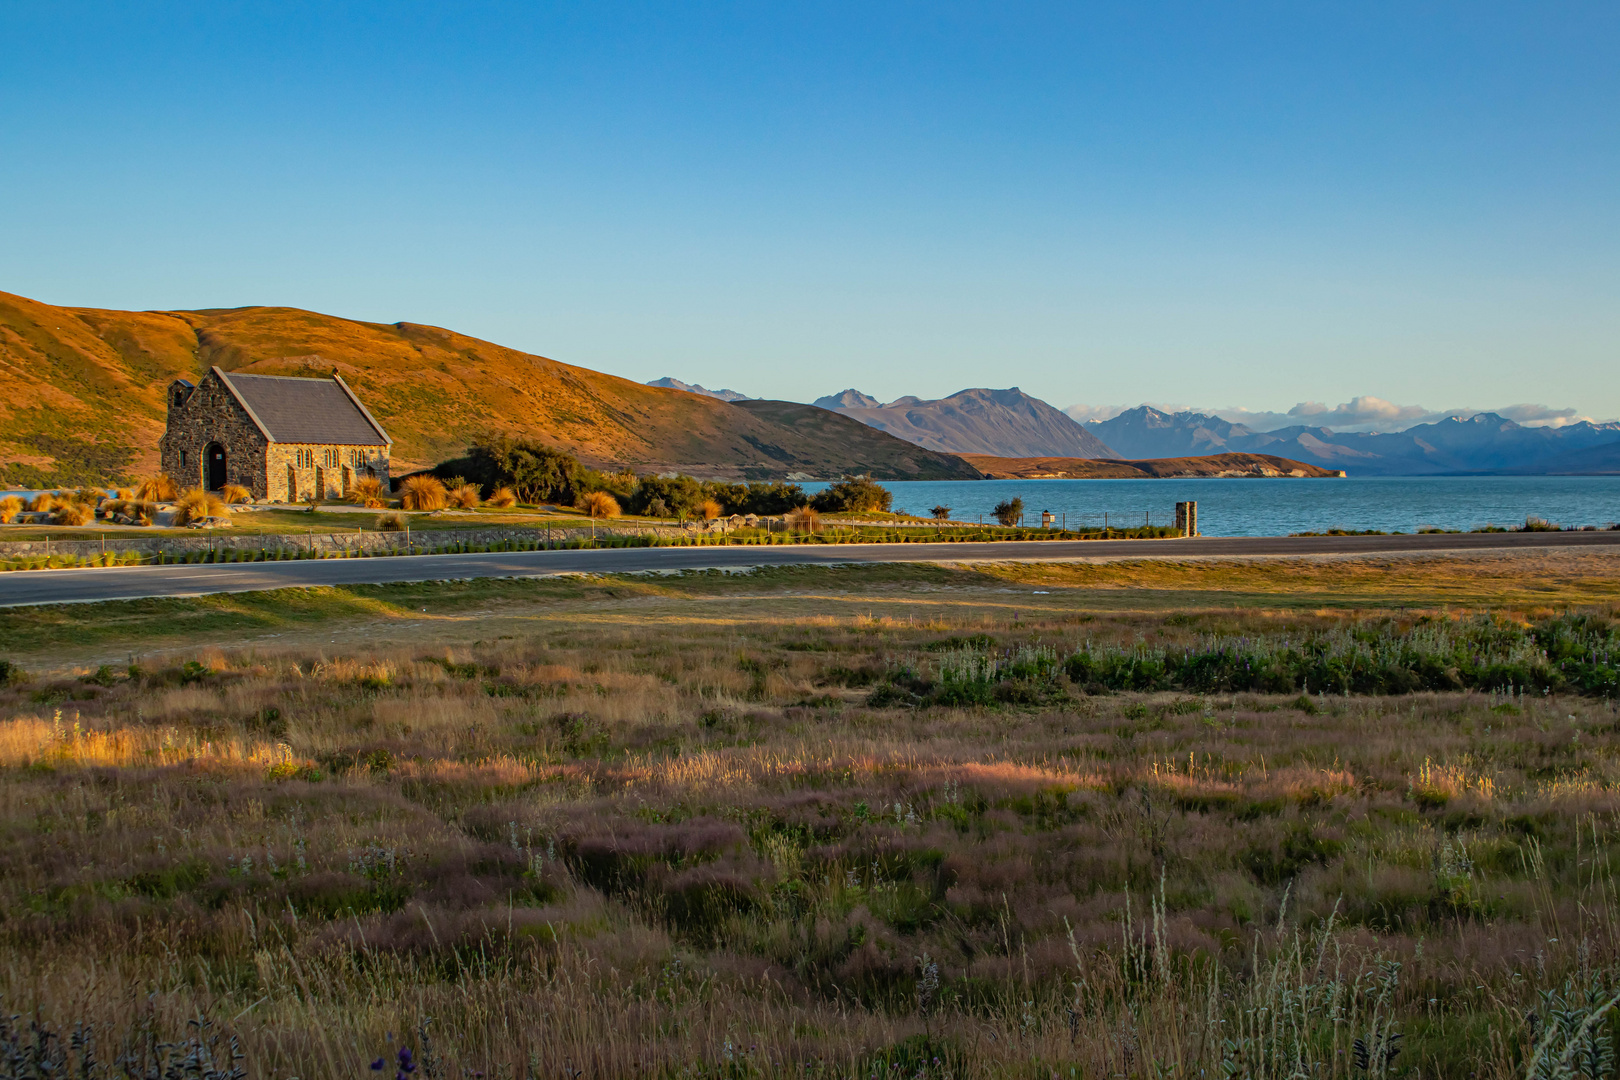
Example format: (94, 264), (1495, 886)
(1, 530), (1617, 608)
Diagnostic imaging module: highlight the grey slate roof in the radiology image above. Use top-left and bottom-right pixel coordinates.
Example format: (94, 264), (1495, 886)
(216, 369), (391, 446)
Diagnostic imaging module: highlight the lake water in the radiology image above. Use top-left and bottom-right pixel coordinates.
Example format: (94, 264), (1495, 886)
(807, 476), (1620, 537)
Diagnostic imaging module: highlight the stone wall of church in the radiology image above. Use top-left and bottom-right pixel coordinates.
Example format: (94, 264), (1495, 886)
(158, 374), (271, 497)
(267, 444), (390, 503)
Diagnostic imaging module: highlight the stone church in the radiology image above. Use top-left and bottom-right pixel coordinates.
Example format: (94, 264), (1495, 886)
(159, 367), (392, 502)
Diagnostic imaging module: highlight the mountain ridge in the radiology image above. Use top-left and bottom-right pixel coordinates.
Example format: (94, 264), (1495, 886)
(646, 377), (753, 402)
(819, 386), (1118, 459)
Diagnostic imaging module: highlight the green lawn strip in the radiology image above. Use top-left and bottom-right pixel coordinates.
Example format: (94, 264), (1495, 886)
(7, 555), (1602, 660)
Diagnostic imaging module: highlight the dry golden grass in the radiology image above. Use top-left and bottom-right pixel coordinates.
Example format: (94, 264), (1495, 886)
(3, 598), (1620, 1078)
(400, 474), (448, 511)
(26, 491), (57, 512)
(375, 510), (407, 531)
(699, 497), (722, 520)
(786, 505), (820, 532)
(134, 473), (178, 501)
(219, 482), (251, 504)
(0, 494), (20, 523)
(171, 486), (227, 526)
(486, 486), (517, 508)
(584, 490), (621, 518)
(449, 482), (482, 509)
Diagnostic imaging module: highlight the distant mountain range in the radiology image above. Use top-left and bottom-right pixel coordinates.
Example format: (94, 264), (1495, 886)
(1085, 406), (1620, 476)
(645, 377), (753, 402)
(812, 387), (1118, 459)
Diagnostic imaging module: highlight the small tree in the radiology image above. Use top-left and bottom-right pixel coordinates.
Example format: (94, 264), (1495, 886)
(931, 505), (951, 521)
(992, 497), (1024, 526)
(811, 476), (892, 513)
(466, 438), (581, 504)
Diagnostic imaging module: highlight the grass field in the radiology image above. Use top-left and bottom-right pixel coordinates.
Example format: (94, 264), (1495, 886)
(2, 550), (1619, 1079)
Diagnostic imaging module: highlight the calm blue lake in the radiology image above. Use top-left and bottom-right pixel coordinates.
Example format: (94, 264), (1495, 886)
(808, 476), (1620, 537)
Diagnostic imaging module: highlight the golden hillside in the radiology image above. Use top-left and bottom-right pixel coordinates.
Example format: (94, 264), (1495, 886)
(0, 290), (978, 485)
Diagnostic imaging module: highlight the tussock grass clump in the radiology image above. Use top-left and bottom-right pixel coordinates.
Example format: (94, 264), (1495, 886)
(27, 491), (58, 513)
(219, 483), (251, 504)
(699, 497), (722, 520)
(584, 491), (621, 518)
(102, 498), (158, 526)
(49, 501), (94, 526)
(172, 487), (228, 526)
(786, 505), (819, 533)
(348, 475), (387, 508)
(400, 475), (447, 511)
(134, 474), (178, 502)
(485, 486), (517, 508)
(448, 482), (481, 509)
(0, 495), (21, 523)
(375, 511), (407, 532)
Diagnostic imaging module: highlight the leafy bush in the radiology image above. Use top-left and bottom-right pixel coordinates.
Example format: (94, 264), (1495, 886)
(400, 475), (448, 511)
(812, 476), (892, 513)
(632, 475), (703, 517)
(931, 505), (951, 521)
(738, 481), (808, 515)
(991, 498), (1024, 526)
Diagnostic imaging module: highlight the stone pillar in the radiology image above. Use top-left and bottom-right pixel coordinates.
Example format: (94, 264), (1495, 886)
(1175, 501), (1198, 537)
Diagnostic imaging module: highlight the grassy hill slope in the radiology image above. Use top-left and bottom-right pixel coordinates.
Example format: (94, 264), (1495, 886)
(0, 290), (977, 485)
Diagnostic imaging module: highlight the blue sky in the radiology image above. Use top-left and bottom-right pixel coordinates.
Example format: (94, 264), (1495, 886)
(2, 2), (1617, 427)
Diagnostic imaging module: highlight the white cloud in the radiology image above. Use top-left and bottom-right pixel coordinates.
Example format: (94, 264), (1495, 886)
(1494, 404), (1591, 428)
(1061, 404), (1131, 424)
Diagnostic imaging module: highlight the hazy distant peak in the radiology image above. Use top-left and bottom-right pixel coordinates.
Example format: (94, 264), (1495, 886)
(647, 377), (752, 402)
(812, 388), (881, 410)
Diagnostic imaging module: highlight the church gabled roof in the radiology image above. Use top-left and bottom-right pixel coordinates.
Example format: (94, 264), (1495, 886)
(213, 367), (391, 446)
